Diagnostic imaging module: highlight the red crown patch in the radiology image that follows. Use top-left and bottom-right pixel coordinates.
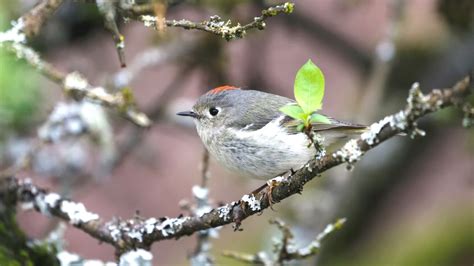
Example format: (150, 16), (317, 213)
(207, 85), (239, 94)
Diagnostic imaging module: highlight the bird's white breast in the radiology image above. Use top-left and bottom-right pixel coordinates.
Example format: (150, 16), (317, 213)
(196, 116), (315, 179)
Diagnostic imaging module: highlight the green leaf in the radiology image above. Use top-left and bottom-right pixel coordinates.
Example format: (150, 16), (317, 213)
(310, 113), (332, 124)
(296, 123), (305, 132)
(279, 104), (306, 121)
(294, 59), (325, 114)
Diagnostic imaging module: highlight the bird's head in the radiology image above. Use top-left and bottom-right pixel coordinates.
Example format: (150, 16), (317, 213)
(177, 85), (242, 131)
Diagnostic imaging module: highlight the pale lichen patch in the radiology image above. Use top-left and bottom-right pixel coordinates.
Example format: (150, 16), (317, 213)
(57, 250), (117, 265)
(361, 110), (410, 145)
(127, 229), (143, 242)
(64, 72), (89, 92)
(192, 185), (209, 200)
(34, 192), (60, 215)
(119, 249), (152, 266)
(35, 195), (50, 215)
(304, 161), (315, 173)
(108, 224), (121, 241)
(361, 116), (390, 145)
(140, 15), (157, 28)
(44, 193), (60, 208)
(60, 200), (99, 225)
(144, 218), (158, 234)
(389, 111), (408, 130)
(156, 217), (189, 237)
(313, 133), (326, 160)
(217, 204), (233, 221)
(241, 194), (261, 212)
(0, 18), (26, 44)
(333, 139), (363, 169)
(269, 175), (287, 183)
(56, 251), (81, 266)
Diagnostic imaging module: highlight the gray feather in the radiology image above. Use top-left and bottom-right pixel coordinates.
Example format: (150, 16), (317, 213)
(196, 89), (293, 130)
(195, 88), (366, 133)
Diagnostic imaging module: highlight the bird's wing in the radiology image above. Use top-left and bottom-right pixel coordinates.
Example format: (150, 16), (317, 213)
(225, 89), (366, 134)
(281, 114), (367, 152)
(227, 90), (294, 131)
(282, 114), (367, 134)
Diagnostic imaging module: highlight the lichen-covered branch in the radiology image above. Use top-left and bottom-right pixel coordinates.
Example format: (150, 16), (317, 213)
(140, 2), (295, 41)
(222, 218), (346, 265)
(0, 77), (471, 254)
(189, 149), (215, 265)
(0, 20), (151, 127)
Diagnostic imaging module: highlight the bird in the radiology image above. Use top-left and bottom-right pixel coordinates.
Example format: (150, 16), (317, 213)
(177, 85), (366, 180)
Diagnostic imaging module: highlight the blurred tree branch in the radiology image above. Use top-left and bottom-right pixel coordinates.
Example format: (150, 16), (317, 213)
(1, 0), (296, 129)
(1, 7), (152, 127)
(223, 218), (346, 265)
(357, 0), (405, 122)
(1, 76), (471, 256)
(139, 2), (295, 41)
(82, 0), (294, 65)
(96, 0), (127, 67)
(0, 40), (151, 127)
(189, 149), (215, 265)
(21, 0), (64, 38)
(282, 11), (371, 70)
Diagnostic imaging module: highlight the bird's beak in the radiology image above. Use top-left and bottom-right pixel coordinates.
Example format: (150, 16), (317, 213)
(177, 110), (198, 118)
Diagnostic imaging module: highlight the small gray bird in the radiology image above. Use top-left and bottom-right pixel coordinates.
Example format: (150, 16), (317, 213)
(178, 86), (366, 180)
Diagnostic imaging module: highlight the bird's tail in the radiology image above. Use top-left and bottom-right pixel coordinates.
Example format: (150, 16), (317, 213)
(314, 125), (367, 153)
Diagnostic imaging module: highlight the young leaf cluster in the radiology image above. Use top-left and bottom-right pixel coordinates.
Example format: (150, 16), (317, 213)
(280, 59), (331, 130)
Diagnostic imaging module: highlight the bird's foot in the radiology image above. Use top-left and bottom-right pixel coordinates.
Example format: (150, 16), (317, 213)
(265, 180), (278, 210)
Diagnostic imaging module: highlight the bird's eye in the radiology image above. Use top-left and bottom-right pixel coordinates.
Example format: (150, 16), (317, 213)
(209, 107), (219, 116)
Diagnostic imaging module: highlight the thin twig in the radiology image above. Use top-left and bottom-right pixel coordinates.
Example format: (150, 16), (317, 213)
(140, 2), (295, 41)
(357, 0), (405, 122)
(223, 218), (346, 265)
(110, 37), (196, 90)
(97, 0), (127, 67)
(0, 39), (151, 127)
(190, 149), (214, 265)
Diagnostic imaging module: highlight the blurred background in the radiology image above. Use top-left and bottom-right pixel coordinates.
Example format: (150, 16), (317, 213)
(0, 0), (473, 265)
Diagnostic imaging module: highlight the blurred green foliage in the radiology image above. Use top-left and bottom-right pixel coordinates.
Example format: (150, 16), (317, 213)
(0, 181), (58, 265)
(0, 8), (41, 138)
(333, 208), (474, 266)
(0, 207), (59, 266)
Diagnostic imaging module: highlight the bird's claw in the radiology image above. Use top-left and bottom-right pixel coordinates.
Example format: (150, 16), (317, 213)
(264, 179), (282, 210)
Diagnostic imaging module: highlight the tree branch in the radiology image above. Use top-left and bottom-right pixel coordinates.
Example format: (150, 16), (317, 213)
(189, 149), (215, 265)
(21, 0), (64, 38)
(1, 76), (471, 255)
(97, 0), (127, 67)
(0, 21), (151, 127)
(140, 2), (295, 41)
(222, 218), (346, 265)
